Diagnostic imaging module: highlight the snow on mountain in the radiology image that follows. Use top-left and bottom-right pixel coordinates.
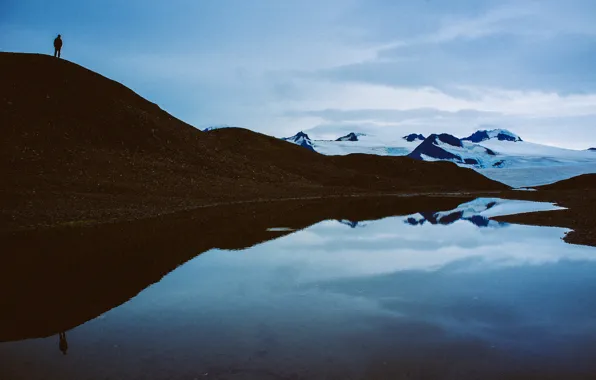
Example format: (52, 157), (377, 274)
(281, 127), (596, 188)
(463, 129), (522, 143)
(281, 131), (315, 151)
(473, 139), (596, 187)
(403, 133), (426, 142)
(335, 132), (360, 142)
(407, 133), (497, 166)
(310, 133), (420, 156)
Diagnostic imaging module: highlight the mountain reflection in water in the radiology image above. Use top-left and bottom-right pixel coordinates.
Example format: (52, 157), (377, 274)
(1, 196), (594, 380)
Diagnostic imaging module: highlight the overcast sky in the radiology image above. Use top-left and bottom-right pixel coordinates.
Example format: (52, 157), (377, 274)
(3, 0), (596, 148)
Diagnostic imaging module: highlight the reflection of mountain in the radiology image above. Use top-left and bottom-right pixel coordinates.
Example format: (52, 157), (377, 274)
(404, 199), (507, 228)
(338, 219), (364, 228)
(0, 196), (474, 342)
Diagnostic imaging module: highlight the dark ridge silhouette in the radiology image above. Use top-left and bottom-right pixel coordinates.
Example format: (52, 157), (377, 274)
(336, 132), (359, 141)
(0, 52), (507, 231)
(588, 148), (596, 152)
(403, 133), (425, 142)
(0, 195), (475, 342)
(538, 174), (596, 191)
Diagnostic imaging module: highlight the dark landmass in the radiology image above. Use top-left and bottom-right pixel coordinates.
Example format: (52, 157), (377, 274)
(0, 195), (476, 342)
(0, 53), (506, 231)
(497, 174), (596, 247)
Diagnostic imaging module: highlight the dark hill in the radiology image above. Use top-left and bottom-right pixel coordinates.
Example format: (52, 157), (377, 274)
(0, 53), (507, 230)
(538, 174), (596, 191)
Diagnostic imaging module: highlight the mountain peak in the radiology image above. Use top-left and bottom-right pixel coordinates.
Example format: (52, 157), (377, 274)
(403, 133), (426, 142)
(282, 131), (315, 151)
(408, 133), (463, 162)
(336, 132), (360, 142)
(463, 129), (522, 143)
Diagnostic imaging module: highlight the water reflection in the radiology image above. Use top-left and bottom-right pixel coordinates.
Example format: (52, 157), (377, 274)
(1, 197), (594, 380)
(58, 332), (68, 356)
(404, 198), (562, 228)
(0, 196), (476, 342)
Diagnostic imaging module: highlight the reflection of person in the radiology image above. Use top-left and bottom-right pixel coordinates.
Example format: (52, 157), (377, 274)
(59, 332), (68, 355)
(53, 35), (63, 58)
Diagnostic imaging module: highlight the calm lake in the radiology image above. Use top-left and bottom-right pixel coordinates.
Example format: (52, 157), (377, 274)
(1, 197), (596, 380)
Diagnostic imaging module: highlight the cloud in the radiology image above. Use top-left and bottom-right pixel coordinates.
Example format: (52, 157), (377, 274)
(4, 0), (596, 147)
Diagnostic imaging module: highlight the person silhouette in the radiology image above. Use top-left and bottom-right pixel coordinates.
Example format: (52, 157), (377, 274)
(53, 35), (63, 58)
(58, 332), (68, 355)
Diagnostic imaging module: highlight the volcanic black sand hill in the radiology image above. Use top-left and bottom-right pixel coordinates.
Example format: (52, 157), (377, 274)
(0, 52), (508, 230)
(498, 174), (596, 246)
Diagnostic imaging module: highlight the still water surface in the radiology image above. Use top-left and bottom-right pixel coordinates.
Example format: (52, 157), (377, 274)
(1, 198), (596, 379)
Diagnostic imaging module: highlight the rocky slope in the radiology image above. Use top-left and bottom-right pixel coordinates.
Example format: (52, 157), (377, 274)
(0, 53), (507, 230)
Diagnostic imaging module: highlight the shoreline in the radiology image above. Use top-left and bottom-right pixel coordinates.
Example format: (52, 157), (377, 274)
(2, 188), (594, 248)
(497, 189), (596, 247)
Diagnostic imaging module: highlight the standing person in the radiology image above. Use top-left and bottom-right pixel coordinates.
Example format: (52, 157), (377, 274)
(53, 34), (63, 58)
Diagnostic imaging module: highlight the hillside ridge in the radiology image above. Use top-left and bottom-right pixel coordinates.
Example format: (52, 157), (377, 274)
(0, 52), (507, 230)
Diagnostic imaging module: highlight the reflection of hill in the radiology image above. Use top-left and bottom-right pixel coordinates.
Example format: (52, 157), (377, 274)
(0, 196), (472, 342)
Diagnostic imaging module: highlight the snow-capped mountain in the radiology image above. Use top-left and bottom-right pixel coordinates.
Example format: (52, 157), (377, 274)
(282, 131), (315, 151)
(407, 133), (497, 166)
(305, 132), (422, 156)
(280, 127), (596, 188)
(336, 132), (361, 142)
(463, 129), (522, 143)
(403, 133), (426, 142)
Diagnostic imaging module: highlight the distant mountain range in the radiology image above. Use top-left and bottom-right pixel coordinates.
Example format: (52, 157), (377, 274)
(281, 128), (596, 188)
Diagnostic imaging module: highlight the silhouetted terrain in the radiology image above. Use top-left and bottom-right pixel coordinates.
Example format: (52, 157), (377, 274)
(0, 53), (506, 231)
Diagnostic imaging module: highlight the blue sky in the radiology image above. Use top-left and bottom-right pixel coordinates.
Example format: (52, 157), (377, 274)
(2, 0), (596, 148)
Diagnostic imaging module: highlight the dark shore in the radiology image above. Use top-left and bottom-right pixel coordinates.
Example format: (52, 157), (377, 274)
(497, 182), (596, 248)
